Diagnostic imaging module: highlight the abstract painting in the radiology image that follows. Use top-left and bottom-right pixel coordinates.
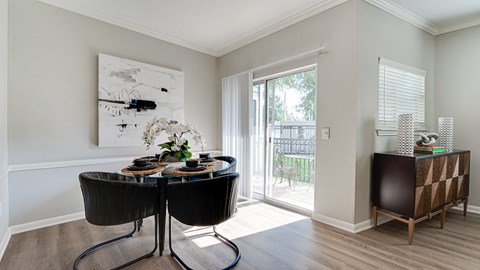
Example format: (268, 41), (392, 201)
(98, 54), (184, 147)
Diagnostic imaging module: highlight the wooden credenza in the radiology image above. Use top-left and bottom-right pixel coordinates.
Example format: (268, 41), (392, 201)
(372, 150), (470, 244)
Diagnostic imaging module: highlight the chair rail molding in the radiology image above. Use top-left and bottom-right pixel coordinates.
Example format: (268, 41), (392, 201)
(8, 156), (137, 172)
(7, 149), (222, 172)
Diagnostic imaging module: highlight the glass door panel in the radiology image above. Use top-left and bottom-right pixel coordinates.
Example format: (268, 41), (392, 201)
(252, 82), (266, 196)
(264, 69), (316, 212)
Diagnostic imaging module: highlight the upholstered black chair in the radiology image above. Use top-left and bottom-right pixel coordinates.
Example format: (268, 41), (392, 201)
(74, 172), (159, 270)
(167, 173), (241, 270)
(213, 156), (237, 176)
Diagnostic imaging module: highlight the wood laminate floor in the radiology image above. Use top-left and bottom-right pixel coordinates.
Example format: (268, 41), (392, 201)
(1, 201), (479, 270)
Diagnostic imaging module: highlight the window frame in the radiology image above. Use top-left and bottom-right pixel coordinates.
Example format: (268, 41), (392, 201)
(376, 58), (426, 136)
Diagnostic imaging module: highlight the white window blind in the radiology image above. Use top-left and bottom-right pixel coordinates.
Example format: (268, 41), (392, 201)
(378, 58), (426, 131)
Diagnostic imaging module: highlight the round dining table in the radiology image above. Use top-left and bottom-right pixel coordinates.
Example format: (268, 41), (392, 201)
(118, 159), (232, 256)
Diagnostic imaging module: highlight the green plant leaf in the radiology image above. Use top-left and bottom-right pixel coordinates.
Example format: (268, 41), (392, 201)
(159, 151), (171, 162)
(159, 141), (174, 149)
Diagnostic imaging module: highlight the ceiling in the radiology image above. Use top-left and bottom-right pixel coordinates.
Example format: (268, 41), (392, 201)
(39, 0), (480, 56)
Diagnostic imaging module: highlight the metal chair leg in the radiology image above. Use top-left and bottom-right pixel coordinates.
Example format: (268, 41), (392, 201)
(169, 215), (241, 270)
(73, 215), (158, 270)
(213, 225), (241, 269)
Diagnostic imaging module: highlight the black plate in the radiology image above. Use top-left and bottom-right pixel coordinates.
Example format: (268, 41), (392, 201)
(127, 163), (157, 171)
(139, 156), (160, 162)
(199, 158), (216, 163)
(178, 165), (208, 172)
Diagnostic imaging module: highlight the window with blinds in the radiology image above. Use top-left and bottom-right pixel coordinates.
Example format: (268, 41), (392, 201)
(377, 58), (426, 132)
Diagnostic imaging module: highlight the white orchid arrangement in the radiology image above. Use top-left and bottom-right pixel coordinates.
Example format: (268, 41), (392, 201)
(142, 117), (206, 161)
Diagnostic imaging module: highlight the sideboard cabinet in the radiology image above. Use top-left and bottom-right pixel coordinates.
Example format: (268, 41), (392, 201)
(372, 150), (470, 244)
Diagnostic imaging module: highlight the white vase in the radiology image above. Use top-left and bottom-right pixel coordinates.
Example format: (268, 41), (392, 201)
(438, 117), (454, 152)
(397, 114), (414, 154)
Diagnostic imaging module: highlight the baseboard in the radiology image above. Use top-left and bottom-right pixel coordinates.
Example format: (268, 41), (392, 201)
(312, 212), (393, 233)
(312, 213), (355, 233)
(0, 227), (11, 262)
(451, 204), (480, 215)
(9, 211), (85, 235)
(352, 204), (480, 234)
(352, 215), (392, 233)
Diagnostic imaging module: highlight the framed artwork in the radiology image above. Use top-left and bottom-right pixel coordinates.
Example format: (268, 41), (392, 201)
(98, 54), (184, 147)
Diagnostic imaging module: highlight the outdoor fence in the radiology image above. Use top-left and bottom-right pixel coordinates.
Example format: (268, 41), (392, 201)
(272, 123), (316, 184)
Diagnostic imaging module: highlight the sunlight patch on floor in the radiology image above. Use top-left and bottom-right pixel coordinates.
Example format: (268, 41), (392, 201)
(181, 202), (308, 248)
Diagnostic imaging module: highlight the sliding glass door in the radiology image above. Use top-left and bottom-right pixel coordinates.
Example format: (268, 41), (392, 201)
(252, 67), (316, 212)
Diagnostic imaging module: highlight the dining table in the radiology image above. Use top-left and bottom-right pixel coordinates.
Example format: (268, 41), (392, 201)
(118, 158), (231, 256)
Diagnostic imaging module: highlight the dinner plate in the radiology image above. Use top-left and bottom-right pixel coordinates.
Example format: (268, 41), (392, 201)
(127, 163), (157, 171)
(199, 158), (216, 163)
(178, 165), (207, 172)
(139, 156), (160, 162)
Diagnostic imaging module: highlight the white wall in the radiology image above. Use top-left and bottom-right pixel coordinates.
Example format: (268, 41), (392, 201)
(0, 0), (9, 246)
(219, 1), (358, 224)
(8, 0), (220, 225)
(435, 25), (480, 207)
(354, 0), (435, 223)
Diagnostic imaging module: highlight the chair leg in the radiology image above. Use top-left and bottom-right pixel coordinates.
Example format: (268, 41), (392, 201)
(213, 225), (241, 270)
(169, 215), (241, 270)
(169, 215), (193, 270)
(73, 215), (158, 270)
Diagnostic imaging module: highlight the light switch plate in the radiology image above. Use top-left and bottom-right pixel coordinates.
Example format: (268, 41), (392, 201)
(322, 127), (330, 139)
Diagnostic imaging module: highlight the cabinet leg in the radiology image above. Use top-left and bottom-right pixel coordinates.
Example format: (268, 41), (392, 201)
(408, 218), (415, 245)
(440, 209), (446, 229)
(463, 198), (468, 216)
(373, 206), (378, 229)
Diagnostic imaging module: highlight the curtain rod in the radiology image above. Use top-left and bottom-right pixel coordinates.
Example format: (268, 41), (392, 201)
(250, 46), (326, 72)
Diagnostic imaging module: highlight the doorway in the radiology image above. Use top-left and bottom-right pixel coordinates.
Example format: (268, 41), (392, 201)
(252, 67), (316, 212)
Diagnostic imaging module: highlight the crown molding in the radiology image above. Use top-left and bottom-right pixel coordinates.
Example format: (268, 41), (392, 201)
(37, 0), (218, 56)
(436, 18), (480, 36)
(364, 0), (439, 35)
(218, 0), (349, 56)
(38, 0), (348, 57)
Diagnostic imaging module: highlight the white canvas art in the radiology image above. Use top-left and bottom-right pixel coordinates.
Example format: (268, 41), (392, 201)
(98, 54), (184, 147)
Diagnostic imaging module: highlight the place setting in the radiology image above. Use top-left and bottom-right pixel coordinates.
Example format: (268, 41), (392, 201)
(173, 158), (214, 175)
(121, 157), (166, 175)
(198, 153), (218, 165)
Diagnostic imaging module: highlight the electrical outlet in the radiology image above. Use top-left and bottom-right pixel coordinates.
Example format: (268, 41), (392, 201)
(322, 127), (330, 139)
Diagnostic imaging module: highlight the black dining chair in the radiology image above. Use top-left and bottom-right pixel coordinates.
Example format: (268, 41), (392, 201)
(167, 173), (241, 270)
(73, 172), (159, 270)
(213, 156), (237, 176)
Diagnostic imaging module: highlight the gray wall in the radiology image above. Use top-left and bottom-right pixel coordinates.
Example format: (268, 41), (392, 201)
(219, 0), (438, 225)
(435, 25), (480, 207)
(0, 0), (8, 242)
(354, 0), (435, 223)
(220, 1), (359, 223)
(8, 0), (220, 225)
